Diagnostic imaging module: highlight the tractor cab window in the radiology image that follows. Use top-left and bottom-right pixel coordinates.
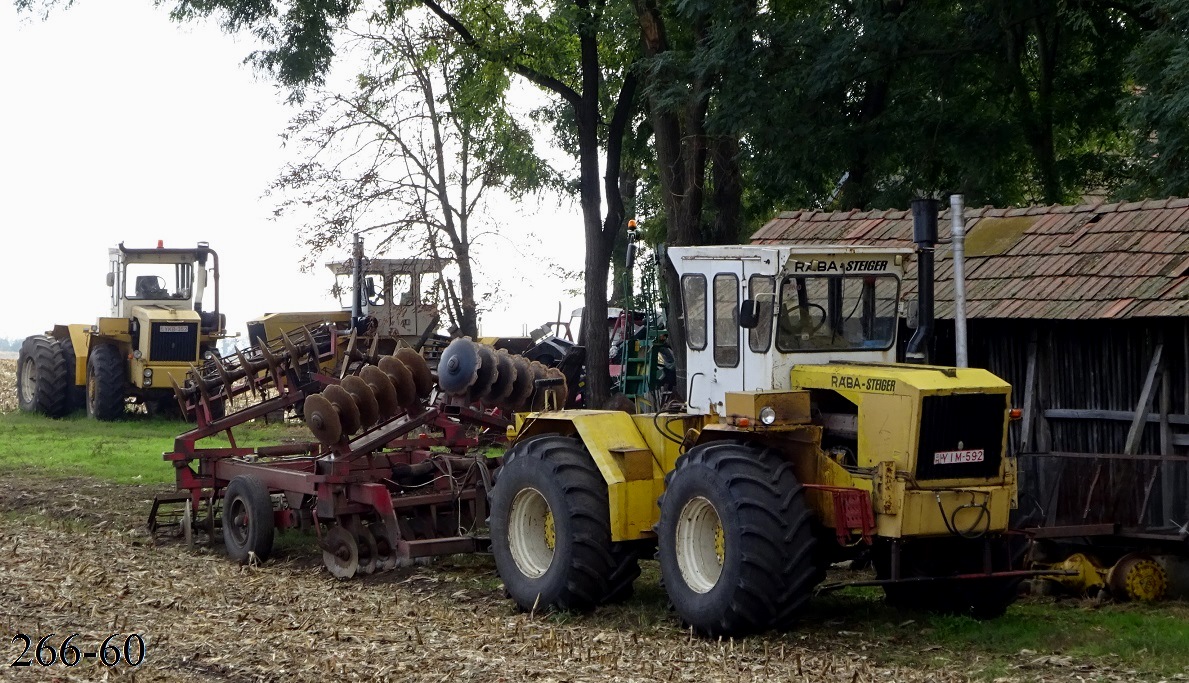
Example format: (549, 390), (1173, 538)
(125, 263), (191, 300)
(681, 274), (707, 351)
(392, 274), (415, 307)
(713, 274), (740, 367)
(775, 274), (898, 352)
(364, 272), (387, 306)
(418, 273), (439, 307)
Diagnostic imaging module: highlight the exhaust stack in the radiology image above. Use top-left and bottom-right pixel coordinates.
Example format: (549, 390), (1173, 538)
(906, 198), (938, 364)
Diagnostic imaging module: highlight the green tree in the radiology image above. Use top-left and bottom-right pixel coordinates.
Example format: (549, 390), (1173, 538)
(271, 19), (554, 338)
(1124, 0), (1189, 198)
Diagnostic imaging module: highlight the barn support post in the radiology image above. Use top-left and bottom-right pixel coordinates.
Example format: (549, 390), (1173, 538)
(1160, 352), (1173, 527)
(1124, 341), (1163, 456)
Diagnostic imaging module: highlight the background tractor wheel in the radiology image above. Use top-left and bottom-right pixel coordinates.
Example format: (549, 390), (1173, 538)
(489, 435), (620, 613)
(86, 343), (126, 421)
(16, 335), (70, 417)
(222, 475), (275, 564)
(657, 441), (820, 637)
(57, 335), (86, 413)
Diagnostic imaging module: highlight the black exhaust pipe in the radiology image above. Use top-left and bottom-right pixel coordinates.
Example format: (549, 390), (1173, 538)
(906, 198), (938, 364)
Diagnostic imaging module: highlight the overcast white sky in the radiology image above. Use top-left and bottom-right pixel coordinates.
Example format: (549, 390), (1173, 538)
(0, 0), (584, 342)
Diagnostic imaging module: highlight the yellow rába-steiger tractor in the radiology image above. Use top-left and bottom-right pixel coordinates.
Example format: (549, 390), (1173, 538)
(481, 227), (1020, 636)
(17, 242), (228, 421)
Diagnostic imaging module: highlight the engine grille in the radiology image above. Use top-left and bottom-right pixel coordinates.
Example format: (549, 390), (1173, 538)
(150, 322), (198, 362)
(914, 393), (1007, 481)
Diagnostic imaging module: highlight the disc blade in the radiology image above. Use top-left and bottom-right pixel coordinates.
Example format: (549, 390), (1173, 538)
(436, 337), (481, 395)
(323, 384), (362, 436)
(341, 375), (380, 428)
(482, 349), (517, 406)
(505, 354), (535, 412)
(281, 330), (303, 367)
(304, 393), (342, 445)
(378, 356), (417, 410)
(322, 526), (359, 579)
(340, 328), (359, 380)
(368, 522), (396, 571)
(395, 347), (433, 399)
(359, 365), (399, 418)
(468, 344), (498, 403)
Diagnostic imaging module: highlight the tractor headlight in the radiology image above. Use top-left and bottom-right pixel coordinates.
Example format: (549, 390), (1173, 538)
(143, 368), (153, 379)
(759, 406), (776, 425)
(133, 349), (142, 359)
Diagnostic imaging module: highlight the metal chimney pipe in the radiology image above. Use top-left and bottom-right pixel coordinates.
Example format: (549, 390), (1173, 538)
(951, 194), (969, 367)
(906, 198), (938, 364)
(351, 233), (364, 328)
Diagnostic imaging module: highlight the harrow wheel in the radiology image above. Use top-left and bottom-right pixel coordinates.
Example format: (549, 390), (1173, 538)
(323, 526), (360, 579)
(222, 475), (275, 564)
(490, 435), (618, 613)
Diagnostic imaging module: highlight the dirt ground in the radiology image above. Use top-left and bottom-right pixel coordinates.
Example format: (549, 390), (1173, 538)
(0, 472), (965, 683)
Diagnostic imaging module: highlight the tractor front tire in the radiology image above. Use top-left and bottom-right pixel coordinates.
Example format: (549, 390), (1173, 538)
(16, 335), (70, 417)
(222, 475), (275, 563)
(490, 435), (618, 613)
(658, 441), (819, 637)
(86, 344), (126, 421)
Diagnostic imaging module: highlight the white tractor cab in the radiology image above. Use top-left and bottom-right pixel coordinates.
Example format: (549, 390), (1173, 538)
(668, 244), (914, 413)
(328, 256), (445, 345)
(108, 241), (220, 327)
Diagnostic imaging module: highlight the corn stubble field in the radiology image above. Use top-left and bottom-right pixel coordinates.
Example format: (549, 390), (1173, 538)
(1, 358), (1188, 682)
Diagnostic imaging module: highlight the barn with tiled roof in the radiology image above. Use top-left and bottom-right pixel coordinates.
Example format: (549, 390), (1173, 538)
(750, 198), (1189, 542)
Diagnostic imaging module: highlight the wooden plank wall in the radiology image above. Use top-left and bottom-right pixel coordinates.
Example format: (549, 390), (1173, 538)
(955, 318), (1189, 531)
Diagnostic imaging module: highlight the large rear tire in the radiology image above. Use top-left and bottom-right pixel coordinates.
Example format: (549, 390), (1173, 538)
(16, 335), (70, 417)
(86, 343), (126, 421)
(657, 441), (819, 637)
(490, 435), (619, 612)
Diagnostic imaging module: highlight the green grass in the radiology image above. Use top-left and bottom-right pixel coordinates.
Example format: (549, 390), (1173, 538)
(801, 587), (1189, 679)
(0, 412), (307, 485)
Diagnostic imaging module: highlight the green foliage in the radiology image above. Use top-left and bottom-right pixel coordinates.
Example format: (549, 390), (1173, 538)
(1122, 0), (1189, 198)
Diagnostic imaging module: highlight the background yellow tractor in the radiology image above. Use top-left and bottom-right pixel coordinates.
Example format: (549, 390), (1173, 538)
(17, 242), (227, 420)
(474, 203), (1023, 636)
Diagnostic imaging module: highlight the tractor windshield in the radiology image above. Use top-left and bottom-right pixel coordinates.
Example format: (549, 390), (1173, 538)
(125, 262), (194, 301)
(775, 274), (898, 352)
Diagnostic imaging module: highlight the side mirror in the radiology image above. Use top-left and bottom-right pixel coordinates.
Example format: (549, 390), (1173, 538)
(904, 296), (919, 329)
(738, 299), (760, 329)
(106, 272), (114, 288)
